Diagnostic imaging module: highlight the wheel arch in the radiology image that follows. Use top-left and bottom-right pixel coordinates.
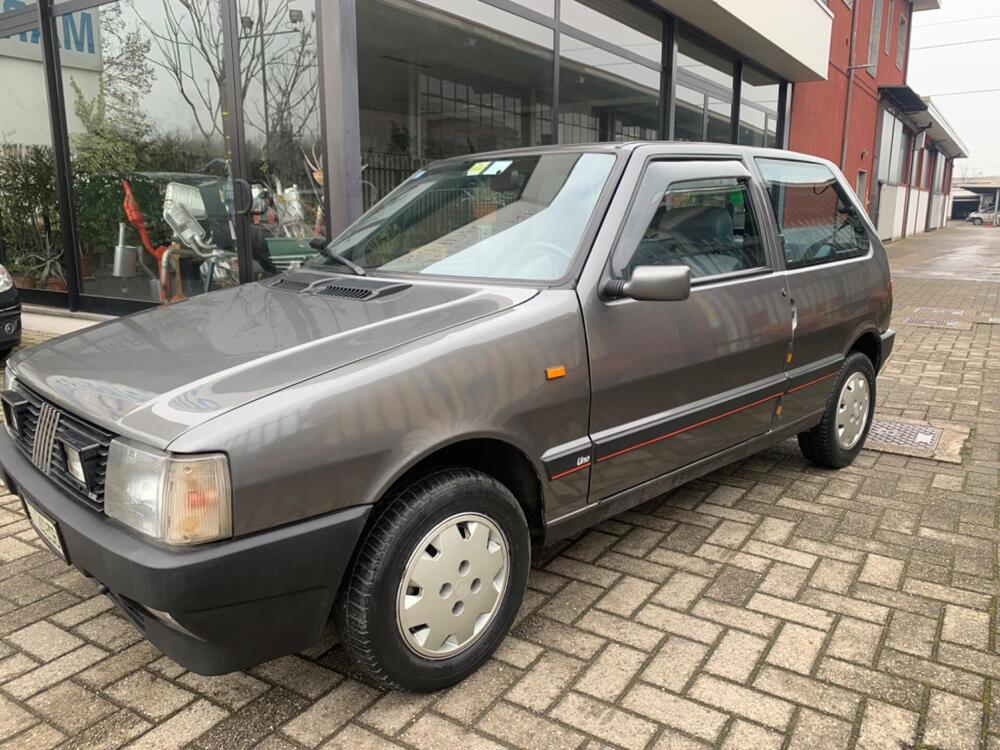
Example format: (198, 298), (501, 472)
(376, 436), (546, 543)
(846, 326), (882, 371)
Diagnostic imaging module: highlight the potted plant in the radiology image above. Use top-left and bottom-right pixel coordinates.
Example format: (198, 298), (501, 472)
(45, 267), (68, 292)
(79, 250), (96, 279)
(6, 256), (37, 289)
(28, 249), (68, 292)
(468, 183), (502, 220)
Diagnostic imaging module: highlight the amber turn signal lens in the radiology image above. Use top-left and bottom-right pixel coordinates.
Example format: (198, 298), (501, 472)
(545, 366), (566, 380)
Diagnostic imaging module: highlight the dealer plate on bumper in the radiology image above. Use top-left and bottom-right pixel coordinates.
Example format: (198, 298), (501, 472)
(23, 495), (67, 561)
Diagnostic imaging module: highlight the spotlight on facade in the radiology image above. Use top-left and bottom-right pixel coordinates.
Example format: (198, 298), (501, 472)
(289, 9), (304, 24)
(240, 15), (254, 33)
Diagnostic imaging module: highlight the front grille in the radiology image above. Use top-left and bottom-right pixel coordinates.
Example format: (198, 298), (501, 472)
(9, 385), (113, 510)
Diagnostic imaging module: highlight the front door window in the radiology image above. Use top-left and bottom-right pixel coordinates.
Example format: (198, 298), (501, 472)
(611, 178), (766, 281)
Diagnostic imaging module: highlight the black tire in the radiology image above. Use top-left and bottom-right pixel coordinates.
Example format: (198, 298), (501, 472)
(797, 352), (876, 469)
(336, 468), (530, 692)
(972, 218), (984, 226)
(0, 347), (12, 361)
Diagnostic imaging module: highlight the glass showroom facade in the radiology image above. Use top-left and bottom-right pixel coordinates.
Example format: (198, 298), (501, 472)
(0, 0), (789, 314)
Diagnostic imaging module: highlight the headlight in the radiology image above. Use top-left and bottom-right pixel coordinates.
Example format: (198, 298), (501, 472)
(0, 265), (12, 293)
(4, 366), (17, 393)
(105, 439), (232, 545)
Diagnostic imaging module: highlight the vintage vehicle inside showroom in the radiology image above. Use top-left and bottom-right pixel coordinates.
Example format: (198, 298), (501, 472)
(0, 142), (893, 691)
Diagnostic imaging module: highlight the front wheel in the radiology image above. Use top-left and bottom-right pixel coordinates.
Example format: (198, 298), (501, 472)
(972, 217), (984, 225)
(336, 468), (530, 691)
(798, 352), (876, 469)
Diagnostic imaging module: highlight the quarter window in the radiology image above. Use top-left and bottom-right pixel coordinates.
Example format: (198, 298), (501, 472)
(613, 177), (767, 280)
(756, 159), (871, 270)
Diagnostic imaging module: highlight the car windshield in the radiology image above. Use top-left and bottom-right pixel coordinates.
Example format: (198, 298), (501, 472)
(309, 153), (616, 282)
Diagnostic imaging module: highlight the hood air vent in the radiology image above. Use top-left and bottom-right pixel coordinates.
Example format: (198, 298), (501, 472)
(314, 279), (411, 301)
(268, 272), (334, 293)
(270, 278), (310, 293)
(317, 285), (374, 300)
(267, 272), (410, 301)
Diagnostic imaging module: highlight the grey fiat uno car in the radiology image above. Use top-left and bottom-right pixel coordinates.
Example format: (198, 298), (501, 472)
(0, 143), (893, 691)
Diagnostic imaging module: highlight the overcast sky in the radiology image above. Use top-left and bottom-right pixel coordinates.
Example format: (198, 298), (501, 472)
(909, 0), (1000, 178)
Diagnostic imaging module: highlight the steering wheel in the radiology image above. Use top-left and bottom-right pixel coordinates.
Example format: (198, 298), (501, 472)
(802, 234), (848, 262)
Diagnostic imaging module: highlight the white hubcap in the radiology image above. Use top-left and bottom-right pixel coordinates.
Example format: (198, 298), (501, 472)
(836, 372), (870, 450)
(396, 513), (509, 659)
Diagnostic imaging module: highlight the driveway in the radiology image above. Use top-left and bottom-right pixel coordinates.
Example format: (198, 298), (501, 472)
(1, 224), (998, 750)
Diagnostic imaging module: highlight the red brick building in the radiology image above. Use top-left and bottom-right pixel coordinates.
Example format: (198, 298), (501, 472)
(788, 0), (966, 240)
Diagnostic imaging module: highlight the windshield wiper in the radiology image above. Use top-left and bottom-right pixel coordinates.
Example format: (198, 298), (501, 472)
(309, 238), (366, 276)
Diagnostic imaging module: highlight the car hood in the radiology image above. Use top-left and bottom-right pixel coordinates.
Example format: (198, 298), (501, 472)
(12, 274), (536, 448)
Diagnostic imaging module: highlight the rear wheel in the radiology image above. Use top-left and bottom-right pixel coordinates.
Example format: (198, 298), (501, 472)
(336, 468), (530, 691)
(798, 352), (876, 469)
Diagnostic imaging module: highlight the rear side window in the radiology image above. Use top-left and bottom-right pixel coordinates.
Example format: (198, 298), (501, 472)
(613, 178), (767, 280)
(756, 159), (871, 270)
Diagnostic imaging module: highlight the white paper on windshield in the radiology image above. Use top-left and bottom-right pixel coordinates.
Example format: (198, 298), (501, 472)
(484, 160), (513, 175)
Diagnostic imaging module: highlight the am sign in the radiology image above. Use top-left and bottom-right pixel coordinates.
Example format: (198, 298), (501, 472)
(1, 0), (101, 71)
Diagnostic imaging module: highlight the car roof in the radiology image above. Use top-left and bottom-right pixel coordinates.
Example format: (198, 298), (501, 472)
(430, 141), (833, 169)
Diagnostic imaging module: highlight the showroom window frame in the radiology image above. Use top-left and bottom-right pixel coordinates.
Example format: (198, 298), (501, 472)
(2, 0), (791, 313)
(0, 0), (88, 310)
(0, 0), (279, 313)
(322, 0), (790, 234)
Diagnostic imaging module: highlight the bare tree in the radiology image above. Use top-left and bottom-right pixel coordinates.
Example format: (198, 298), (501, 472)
(137, 0), (318, 145)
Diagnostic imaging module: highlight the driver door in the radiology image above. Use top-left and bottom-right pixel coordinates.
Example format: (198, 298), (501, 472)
(581, 158), (793, 501)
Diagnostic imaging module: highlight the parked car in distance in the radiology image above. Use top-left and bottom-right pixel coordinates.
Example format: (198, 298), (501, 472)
(0, 143), (893, 692)
(966, 208), (996, 225)
(0, 264), (21, 359)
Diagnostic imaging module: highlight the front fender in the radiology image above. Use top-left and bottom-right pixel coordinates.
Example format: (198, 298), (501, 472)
(170, 291), (591, 535)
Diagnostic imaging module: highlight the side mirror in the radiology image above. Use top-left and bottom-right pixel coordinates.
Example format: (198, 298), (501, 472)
(604, 265), (691, 302)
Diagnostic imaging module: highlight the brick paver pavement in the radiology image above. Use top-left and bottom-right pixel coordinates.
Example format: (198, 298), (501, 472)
(1, 224), (999, 749)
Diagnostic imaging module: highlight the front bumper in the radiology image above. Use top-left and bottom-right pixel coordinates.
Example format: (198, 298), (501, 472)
(0, 432), (370, 674)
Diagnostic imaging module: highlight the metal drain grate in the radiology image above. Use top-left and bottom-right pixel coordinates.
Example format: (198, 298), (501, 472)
(868, 419), (943, 450)
(902, 317), (961, 328)
(913, 307), (965, 316)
